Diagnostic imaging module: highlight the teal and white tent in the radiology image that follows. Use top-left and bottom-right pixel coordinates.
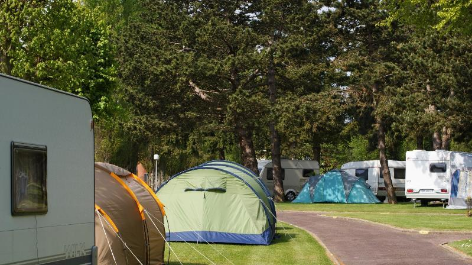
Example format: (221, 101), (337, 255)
(293, 170), (380, 204)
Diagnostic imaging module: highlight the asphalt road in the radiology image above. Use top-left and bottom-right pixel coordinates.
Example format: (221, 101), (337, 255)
(278, 211), (472, 265)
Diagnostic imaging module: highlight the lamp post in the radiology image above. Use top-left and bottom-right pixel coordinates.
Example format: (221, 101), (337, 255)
(154, 154), (159, 190)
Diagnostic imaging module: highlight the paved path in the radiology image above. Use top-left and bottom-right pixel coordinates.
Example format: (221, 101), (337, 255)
(278, 211), (472, 265)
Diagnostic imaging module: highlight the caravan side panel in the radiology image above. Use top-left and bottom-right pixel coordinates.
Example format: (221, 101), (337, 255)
(405, 150), (450, 200)
(0, 75), (95, 264)
(341, 160), (406, 198)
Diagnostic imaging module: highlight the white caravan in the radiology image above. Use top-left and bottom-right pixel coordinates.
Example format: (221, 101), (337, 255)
(405, 150), (472, 205)
(259, 159), (319, 201)
(0, 74), (96, 264)
(341, 160), (406, 200)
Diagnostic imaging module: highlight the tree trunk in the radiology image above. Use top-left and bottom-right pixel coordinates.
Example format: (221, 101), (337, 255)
(416, 135), (423, 150)
(268, 51), (284, 202)
(377, 117), (397, 204)
(432, 131), (442, 150)
(236, 126), (259, 175)
(426, 83), (443, 151)
(312, 144), (321, 165)
(270, 122), (284, 202)
(441, 127), (451, 150)
(1, 37), (13, 75)
(311, 131), (321, 164)
(218, 147), (225, 160)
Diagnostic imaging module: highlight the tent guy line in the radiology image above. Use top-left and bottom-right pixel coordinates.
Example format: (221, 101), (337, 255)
(145, 207), (234, 265)
(95, 162), (167, 264)
(96, 209), (118, 265)
(144, 210), (184, 265)
(185, 219), (236, 265)
(157, 160), (276, 245)
(98, 210), (144, 265)
(260, 199), (294, 240)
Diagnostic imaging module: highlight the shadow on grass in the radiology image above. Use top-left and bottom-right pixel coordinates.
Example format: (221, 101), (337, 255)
(276, 226), (294, 231)
(427, 202), (447, 207)
(170, 261), (207, 265)
(270, 232), (297, 244)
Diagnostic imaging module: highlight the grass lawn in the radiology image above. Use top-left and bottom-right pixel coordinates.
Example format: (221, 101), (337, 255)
(276, 201), (466, 214)
(325, 212), (472, 231)
(167, 222), (333, 265)
(449, 239), (472, 257)
(276, 202), (472, 231)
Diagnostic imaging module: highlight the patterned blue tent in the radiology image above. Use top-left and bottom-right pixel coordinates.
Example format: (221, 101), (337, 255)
(293, 170), (380, 204)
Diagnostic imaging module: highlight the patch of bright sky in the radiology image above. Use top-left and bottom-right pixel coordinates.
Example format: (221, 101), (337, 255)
(318, 5), (336, 14)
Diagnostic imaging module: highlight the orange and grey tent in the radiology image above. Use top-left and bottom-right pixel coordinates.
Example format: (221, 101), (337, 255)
(95, 162), (166, 265)
(95, 205), (127, 264)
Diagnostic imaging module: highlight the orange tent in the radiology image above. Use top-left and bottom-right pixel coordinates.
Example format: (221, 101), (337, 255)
(95, 162), (166, 264)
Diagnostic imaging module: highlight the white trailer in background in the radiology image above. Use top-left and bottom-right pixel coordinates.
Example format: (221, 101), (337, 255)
(0, 74), (96, 264)
(259, 159), (319, 201)
(341, 160), (406, 201)
(405, 150), (472, 206)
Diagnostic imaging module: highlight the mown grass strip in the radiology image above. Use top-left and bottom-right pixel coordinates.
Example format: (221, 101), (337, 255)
(325, 212), (472, 231)
(167, 222), (333, 265)
(276, 202), (466, 215)
(449, 239), (472, 257)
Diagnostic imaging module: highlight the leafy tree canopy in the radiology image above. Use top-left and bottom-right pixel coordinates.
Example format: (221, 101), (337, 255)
(384, 0), (472, 35)
(0, 0), (116, 120)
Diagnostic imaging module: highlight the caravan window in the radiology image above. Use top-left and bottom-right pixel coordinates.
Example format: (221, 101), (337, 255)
(394, 168), (405, 179)
(430, 163), (447, 173)
(303, 169), (315, 178)
(355, 168), (368, 181)
(11, 142), (48, 215)
(266, 168), (285, 180)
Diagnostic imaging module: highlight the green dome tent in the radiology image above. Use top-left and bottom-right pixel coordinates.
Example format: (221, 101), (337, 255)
(156, 160), (276, 245)
(293, 170), (380, 204)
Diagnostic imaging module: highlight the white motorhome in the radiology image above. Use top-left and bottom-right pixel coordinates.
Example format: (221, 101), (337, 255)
(0, 74), (96, 264)
(259, 159), (319, 201)
(341, 160), (406, 200)
(405, 150), (472, 206)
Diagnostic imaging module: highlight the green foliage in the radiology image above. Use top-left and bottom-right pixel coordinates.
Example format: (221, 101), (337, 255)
(395, 139), (417, 161)
(112, 0), (267, 172)
(388, 30), (472, 148)
(11, 0), (472, 173)
(450, 140), (472, 153)
(277, 91), (347, 160)
(0, 0), (116, 120)
(348, 135), (378, 161)
(318, 135), (378, 173)
(384, 0), (472, 35)
(254, 0), (342, 163)
(319, 142), (350, 173)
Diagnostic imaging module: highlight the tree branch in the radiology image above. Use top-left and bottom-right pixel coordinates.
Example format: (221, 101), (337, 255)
(189, 80), (211, 101)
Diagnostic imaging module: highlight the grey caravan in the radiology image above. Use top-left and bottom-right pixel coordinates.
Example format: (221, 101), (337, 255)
(259, 159), (319, 201)
(341, 160), (406, 201)
(0, 74), (96, 264)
